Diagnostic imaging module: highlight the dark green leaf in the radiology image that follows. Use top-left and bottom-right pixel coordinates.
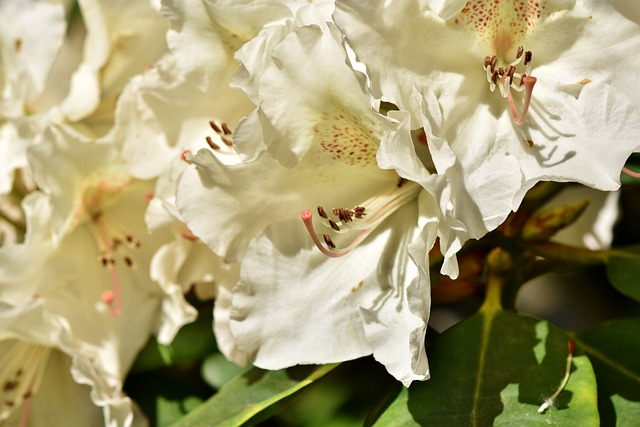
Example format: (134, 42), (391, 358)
(373, 310), (598, 426)
(170, 364), (338, 427)
(606, 246), (640, 302)
(132, 312), (217, 372)
(572, 317), (640, 426)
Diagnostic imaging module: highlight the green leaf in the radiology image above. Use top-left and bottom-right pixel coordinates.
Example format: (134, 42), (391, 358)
(372, 310), (598, 426)
(572, 317), (640, 426)
(201, 353), (249, 389)
(131, 311), (217, 372)
(606, 246), (640, 302)
(171, 364), (338, 427)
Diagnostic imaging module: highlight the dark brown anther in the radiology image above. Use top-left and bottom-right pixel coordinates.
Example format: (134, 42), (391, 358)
(483, 56), (491, 68)
(209, 120), (222, 133)
(524, 50), (532, 65)
(317, 206), (328, 218)
(100, 255), (109, 267)
(4, 380), (18, 392)
(323, 234), (336, 249)
(221, 136), (233, 147)
(525, 139), (534, 147)
(519, 73), (527, 86)
(221, 122), (233, 135)
(328, 219), (340, 231)
(397, 177), (407, 188)
(489, 55), (497, 70)
(507, 65), (516, 85)
(491, 69), (499, 84)
(206, 136), (220, 150)
(333, 207), (354, 223)
(354, 206), (366, 218)
(516, 45), (524, 59)
(123, 256), (133, 267)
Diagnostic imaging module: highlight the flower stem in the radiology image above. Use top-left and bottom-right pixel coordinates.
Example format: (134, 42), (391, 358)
(524, 241), (610, 265)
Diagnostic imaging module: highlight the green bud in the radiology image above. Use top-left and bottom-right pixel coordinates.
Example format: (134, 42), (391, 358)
(521, 199), (590, 241)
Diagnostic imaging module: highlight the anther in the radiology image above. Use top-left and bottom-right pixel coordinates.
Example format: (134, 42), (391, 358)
(507, 65), (516, 85)
(323, 234), (336, 249)
(354, 206), (366, 218)
(398, 177), (407, 188)
(333, 208), (354, 223)
(483, 56), (491, 68)
(516, 45), (524, 59)
(206, 136), (220, 150)
(221, 122), (233, 135)
(328, 219), (340, 231)
(221, 136), (233, 147)
(123, 256), (133, 267)
(317, 206), (328, 219)
(209, 120), (222, 133)
(524, 51), (532, 65)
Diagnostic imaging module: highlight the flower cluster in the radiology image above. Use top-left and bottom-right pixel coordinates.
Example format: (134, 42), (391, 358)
(1, 0), (639, 425)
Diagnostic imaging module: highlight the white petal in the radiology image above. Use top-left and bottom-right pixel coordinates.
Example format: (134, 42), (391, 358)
(230, 207), (421, 368)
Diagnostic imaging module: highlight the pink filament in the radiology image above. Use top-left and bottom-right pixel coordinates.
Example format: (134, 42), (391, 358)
(508, 76), (537, 125)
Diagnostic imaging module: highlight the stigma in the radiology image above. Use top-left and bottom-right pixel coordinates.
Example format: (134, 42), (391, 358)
(483, 45), (537, 125)
(300, 178), (420, 258)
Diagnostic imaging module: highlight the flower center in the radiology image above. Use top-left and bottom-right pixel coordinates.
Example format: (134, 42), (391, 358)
(88, 209), (141, 317)
(0, 342), (51, 427)
(482, 45), (537, 124)
(453, 0), (546, 58)
(300, 178), (421, 257)
(205, 120), (235, 151)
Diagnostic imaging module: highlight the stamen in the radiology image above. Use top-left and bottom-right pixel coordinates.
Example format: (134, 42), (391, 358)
(317, 206), (329, 219)
(206, 120), (234, 149)
(300, 181), (421, 258)
(89, 211), (139, 317)
(0, 343), (50, 426)
(206, 136), (220, 151)
(323, 234), (336, 249)
(209, 120), (222, 133)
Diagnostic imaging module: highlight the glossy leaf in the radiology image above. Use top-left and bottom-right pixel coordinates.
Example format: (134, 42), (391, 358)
(372, 310), (598, 426)
(132, 308), (217, 372)
(606, 246), (640, 302)
(171, 364), (338, 427)
(572, 317), (640, 426)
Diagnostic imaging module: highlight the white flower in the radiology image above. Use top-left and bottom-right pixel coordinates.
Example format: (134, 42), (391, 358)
(0, 125), (196, 426)
(0, 0), (168, 196)
(334, 0), (640, 258)
(177, 23), (441, 385)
